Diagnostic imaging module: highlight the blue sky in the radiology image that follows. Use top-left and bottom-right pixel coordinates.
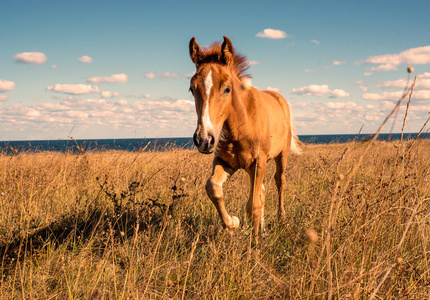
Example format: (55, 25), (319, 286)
(1, 0), (429, 140)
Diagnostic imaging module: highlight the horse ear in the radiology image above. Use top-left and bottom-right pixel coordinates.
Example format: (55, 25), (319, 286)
(189, 37), (204, 67)
(221, 36), (234, 66)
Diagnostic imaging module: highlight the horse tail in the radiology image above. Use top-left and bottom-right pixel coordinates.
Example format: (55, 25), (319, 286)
(289, 109), (303, 155)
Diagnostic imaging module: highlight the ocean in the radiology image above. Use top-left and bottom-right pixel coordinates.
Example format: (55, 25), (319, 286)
(1, 133), (429, 154)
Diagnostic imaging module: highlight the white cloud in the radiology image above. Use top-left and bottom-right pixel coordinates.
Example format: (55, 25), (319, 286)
(50, 64), (58, 70)
(375, 79), (409, 89)
(310, 39), (320, 45)
(285, 97), (430, 135)
(333, 61), (345, 65)
(266, 86), (280, 92)
(26, 110), (42, 117)
(363, 90), (430, 100)
(324, 102), (358, 109)
(376, 73), (430, 90)
(370, 64), (398, 72)
(116, 99), (128, 106)
(0, 79), (16, 92)
(256, 29), (287, 39)
(359, 45), (430, 74)
(87, 73), (128, 83)
(290, 102), (311, 110)
(0, 95), (8, 101)
(184, 71), (195, 78)
(331, 89), (350, 98)
(365, 45), (430, 65)
(0, 97), (197, 139)
(293, 101), (380, 133)
(305, 69), (315, 73)
(125, 94), (151, 99)
(145, 72), (155, 79)
(132, 99), (194, 112)
(362, 91), (403, 100)
(100, 91), (119, 98)
(293, 85), (330, 96)
(78, 56), (93, 63)
(14, 52), (47, 66)
(415, 78), (430, 89)
(160, 72), (177, 79)
(46, 84), (100, 95)
(292, 84), (350, 98)
(3, 93), (427, 138)
(248, 61), (261, 66)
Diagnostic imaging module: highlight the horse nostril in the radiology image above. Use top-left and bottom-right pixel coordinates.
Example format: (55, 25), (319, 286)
(208, 133), (215, 147)
(193, 132), (200, 147)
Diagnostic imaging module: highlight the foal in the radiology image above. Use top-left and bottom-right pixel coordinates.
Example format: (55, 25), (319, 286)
(189, 36), (301, 237)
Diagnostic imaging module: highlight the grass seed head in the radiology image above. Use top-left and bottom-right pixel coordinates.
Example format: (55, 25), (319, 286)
(306, 228), (319, 244)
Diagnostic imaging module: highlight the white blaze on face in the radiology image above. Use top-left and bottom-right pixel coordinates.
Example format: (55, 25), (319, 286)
(202, 70), (214, 131)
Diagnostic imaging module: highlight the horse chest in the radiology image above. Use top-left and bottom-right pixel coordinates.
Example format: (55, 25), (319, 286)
(216, 141), (256, 170)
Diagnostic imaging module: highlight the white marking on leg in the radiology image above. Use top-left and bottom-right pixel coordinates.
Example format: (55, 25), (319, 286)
(202, 70), (214, 131)
(262, 184), (265, 191)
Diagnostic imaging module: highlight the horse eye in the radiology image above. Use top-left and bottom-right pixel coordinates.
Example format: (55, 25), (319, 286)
(223, 86), (231, 94)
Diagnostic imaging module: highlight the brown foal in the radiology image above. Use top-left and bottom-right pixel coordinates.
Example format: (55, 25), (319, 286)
(189, 36), (301, 237)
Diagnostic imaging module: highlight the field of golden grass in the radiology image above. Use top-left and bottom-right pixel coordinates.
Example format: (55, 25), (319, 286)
(0, 138), (429, 299)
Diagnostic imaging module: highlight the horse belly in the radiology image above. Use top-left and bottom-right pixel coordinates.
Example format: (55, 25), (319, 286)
(265, 102), (291, 159)
(268, 127), (290, 159)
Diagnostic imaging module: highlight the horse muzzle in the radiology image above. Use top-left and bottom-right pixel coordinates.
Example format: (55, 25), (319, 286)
(193, 131), (216, 154)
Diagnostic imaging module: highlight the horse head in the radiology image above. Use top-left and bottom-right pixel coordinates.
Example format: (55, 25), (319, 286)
(188, 36), (238, 154)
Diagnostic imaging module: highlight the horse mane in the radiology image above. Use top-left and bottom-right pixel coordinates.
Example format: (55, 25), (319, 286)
(201, 42), (251, 79)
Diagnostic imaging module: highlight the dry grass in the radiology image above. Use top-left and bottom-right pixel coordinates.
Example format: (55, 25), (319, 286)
(0, 136), (429, 299)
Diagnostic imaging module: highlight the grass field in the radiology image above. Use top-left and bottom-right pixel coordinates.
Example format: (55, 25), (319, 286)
(0, 137), (430, 299)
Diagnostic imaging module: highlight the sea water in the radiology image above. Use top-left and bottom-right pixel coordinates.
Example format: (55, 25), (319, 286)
(0, 133), (428, 154)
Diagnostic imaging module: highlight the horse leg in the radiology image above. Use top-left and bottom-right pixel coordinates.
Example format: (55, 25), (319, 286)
(205, 157), (239, 232)
(274, 152), (288, 220)
(246, 158), (267, 237)
(260, 183), (266, 235)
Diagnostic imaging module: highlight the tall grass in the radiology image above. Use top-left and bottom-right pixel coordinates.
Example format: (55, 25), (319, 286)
(0, 137), (429, 298)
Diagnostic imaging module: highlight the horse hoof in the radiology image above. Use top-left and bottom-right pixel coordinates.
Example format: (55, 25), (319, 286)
(231, 216), (240, 229)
